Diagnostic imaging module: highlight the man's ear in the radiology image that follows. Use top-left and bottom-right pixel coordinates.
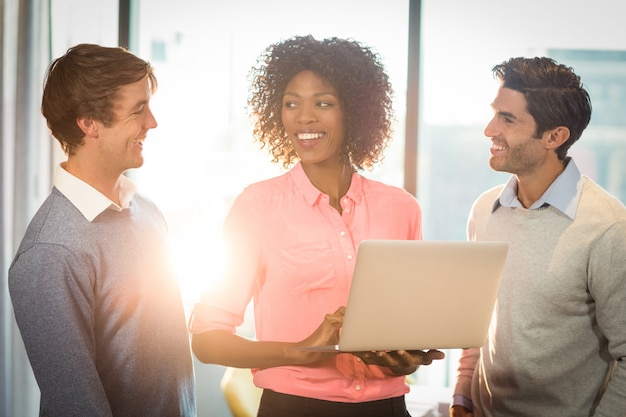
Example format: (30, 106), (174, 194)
(76, 117), (99, 138)
(546, 126), (570, 150)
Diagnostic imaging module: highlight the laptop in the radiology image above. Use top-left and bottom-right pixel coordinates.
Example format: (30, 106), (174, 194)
(298, 240), (508, 352)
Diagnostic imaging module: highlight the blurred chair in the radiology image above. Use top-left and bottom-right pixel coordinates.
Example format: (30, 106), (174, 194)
(220, 367), (263, 417)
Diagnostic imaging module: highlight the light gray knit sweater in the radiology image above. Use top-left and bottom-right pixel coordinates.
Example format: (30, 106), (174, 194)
(455, 177), (626, 417)
(9, 187), (196, 417)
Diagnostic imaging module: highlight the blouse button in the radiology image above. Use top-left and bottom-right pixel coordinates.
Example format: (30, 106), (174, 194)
(355, 385), (361, 391)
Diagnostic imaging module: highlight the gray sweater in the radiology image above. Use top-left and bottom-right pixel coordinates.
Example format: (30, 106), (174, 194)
(454, 177), (626, 417)
(9, 187), (196, 417)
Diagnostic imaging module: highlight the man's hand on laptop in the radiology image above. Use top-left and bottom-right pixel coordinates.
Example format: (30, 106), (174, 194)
(353, 349), (446, 375)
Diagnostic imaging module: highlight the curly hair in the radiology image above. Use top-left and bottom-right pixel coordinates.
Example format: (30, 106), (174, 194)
(492, 57), (592, 160)
(248, 35), (394, 170)
(41, 44), (157, 156)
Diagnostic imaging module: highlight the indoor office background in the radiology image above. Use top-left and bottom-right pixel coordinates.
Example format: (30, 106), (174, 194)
(2, 0), (626, 416)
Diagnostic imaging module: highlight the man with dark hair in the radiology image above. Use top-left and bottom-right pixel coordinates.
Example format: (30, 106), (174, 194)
(451, 57), (626, 417)
(9, 44), (196, 417)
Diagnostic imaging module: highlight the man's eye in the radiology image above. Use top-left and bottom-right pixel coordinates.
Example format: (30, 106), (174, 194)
(498, 114), (513, 124)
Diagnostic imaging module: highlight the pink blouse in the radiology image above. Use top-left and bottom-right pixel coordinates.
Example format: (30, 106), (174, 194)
(189, 162), (422, 402)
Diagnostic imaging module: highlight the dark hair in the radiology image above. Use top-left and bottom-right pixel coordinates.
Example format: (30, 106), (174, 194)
(248, 35), (394, 170)
(41, 43), (157, 156)
(492, 57), (591, 160)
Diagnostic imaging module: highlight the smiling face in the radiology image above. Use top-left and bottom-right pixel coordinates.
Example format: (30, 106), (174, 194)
(95, 76), (157, 175)
(484, 86), (553, 178)
(281, 70), (346, 168)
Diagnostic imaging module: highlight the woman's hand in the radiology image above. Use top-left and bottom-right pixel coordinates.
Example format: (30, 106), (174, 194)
(193, 308), (346, 369)
(352, 349), (446, 375)
(287, 306), (345, 365)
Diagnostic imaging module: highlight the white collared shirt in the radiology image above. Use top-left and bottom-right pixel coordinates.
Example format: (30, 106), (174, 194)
(53, 163), (137, 222)
(493, 157), (584, 220)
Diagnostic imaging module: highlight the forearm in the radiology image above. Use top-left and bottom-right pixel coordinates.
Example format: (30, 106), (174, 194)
(452, 347), (479, 411)
(192, 330), (321, 369)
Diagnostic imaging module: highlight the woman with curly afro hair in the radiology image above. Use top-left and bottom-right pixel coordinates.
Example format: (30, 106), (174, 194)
(248, 34), (393, 172)
(190, 35), (444, 417)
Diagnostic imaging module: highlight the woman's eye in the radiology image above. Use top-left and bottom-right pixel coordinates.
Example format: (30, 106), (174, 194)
(284, 101), (297, 109)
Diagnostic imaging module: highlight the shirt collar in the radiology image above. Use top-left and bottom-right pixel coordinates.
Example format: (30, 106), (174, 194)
(54, 163), (137, 222)
(493, 157), (583, 219)
(290, 161), (363, 206)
